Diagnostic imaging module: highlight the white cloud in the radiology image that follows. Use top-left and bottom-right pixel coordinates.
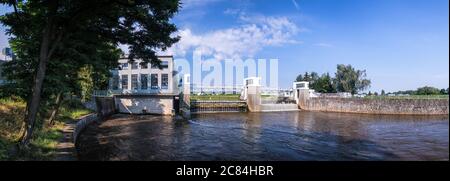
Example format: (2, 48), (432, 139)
(164, 15), (303, 60)
(292, 0), (300, 11)
(180, 0), (223, 9)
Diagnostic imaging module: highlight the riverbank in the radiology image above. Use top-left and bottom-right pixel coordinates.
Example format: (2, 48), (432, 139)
(0, 97), (92, 160)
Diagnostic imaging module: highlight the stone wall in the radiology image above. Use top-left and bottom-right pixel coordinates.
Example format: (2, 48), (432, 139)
(73, 113), (98, 144)
(95, 96), (116, 118)
(115, 95), (174, 115)
(299, 97), (449, 115)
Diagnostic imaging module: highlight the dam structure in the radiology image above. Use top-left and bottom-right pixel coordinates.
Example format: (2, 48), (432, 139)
(93, 66), (448, 117)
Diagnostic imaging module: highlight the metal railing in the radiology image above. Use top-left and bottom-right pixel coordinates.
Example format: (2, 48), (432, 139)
(93, 89), (178, 97)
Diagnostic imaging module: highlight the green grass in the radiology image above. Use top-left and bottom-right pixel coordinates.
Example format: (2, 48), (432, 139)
(0, 97), (93, 160)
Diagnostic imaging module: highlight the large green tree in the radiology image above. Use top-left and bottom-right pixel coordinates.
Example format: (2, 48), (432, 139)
(0, 0), (180, 146)
(334, 64), (371, 94)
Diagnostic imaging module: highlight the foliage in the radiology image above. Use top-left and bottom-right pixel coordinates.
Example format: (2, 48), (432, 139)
(0, 0), (180, 145)
(296, 64), (370, 94)
(390, 86), (449, 95)
(0, 97), (92, 160)
(296, 72), (335, 93)
(334, 64), (371, 94)
(416, 86), (441, 95)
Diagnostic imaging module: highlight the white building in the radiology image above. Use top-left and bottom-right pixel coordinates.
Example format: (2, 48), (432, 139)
(109, 55), (178, 95)
(107, 55), (179, 115)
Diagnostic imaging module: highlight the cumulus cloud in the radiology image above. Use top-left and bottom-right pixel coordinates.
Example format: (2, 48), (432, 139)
(164, 15), (303, 60)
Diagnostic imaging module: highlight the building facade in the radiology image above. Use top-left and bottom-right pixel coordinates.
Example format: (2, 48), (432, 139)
(108, 56), (179, 115)
(109, 56), (177, 95)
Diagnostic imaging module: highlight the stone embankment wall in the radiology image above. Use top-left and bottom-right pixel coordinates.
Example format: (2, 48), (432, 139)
(114, 95), (174, 115)
(73, 114), (98, 143)
(95, 96), (116, 117)
(74, 97), (117, 144)
(299, 97), (449, 115)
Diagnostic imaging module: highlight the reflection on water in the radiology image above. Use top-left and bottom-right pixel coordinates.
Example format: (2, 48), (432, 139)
(76, 111), (449, 161)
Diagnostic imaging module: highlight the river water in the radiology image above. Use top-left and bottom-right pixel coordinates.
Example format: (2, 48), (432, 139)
(76, 111), (449, 161)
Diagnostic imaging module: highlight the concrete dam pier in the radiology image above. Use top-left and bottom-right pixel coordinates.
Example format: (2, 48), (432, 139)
(94, 76), (448, 117)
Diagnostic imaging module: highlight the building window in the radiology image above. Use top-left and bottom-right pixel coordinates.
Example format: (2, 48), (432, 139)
(161, 61), (169, 69)
(131, 74), (138, 90)
(112, 75), (119, 90)
(121, 63), (128, 70)
(140, 63), (148, 69)
(151, 61), (169, 69)
(121, 75), (128, 90)
(141, 74), (148, 90)
(246, 79), (253, 86)
(151, 74), (158, 89)
(161, 74), (168, 89)
(131, 62), (138, 69)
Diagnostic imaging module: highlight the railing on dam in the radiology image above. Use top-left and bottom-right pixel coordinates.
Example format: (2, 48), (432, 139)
(190, 100), (247, 113)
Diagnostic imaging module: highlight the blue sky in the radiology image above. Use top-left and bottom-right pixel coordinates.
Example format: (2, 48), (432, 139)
(1, 0), (449, 92)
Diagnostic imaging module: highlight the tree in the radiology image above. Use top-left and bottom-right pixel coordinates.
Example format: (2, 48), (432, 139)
(415, 86), (440, 95)
(381, 90), (386, 96)
(334, 64), (371, 94)
(1, 0), (180, 146)
(312, 73), (336, 93)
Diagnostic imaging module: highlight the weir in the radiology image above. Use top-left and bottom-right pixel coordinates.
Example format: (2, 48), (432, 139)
(244, 77), (300, 113)
(190, 100), (247, 113)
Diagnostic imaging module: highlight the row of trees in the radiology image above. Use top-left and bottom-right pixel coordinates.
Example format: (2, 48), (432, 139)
(296, 64), (371, 94)
(0, 0), (181, 147)
(390, 86), (449, 95)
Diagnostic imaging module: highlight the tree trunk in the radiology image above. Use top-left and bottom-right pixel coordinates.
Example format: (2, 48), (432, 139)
(20, 30), (51, 146)
(48, 92), (64, 125)
(20, 2), (59, 146)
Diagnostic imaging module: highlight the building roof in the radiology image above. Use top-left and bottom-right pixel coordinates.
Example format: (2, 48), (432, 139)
(119, 54), (174, 59)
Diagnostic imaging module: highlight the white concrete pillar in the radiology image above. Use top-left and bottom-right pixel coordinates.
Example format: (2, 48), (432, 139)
(244, 77), (262, 112)
(180, 74), (191, 118)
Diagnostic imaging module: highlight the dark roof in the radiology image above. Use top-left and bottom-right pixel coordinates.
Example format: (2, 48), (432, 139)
(119, 55), (174, 59)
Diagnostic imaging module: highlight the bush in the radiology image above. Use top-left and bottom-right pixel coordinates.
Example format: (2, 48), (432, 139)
(416, 86), (441, 95)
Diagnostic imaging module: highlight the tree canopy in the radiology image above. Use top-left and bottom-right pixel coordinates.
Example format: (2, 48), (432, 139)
(0, 0), (181, 146)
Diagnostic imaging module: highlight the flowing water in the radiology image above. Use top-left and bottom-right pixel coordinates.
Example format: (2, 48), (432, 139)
(76, 111), (449, 161)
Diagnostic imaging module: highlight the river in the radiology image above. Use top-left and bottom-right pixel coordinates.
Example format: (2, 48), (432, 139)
(76, 111), (449, 161)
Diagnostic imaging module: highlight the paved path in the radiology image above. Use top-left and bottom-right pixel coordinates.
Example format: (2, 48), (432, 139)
(53, 120), (77, 161)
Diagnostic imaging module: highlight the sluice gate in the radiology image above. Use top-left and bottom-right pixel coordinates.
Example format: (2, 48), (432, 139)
(190, 100), (247, 113)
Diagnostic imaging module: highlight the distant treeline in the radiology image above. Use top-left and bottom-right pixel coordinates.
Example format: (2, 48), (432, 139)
(389, 86), (449, 95)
